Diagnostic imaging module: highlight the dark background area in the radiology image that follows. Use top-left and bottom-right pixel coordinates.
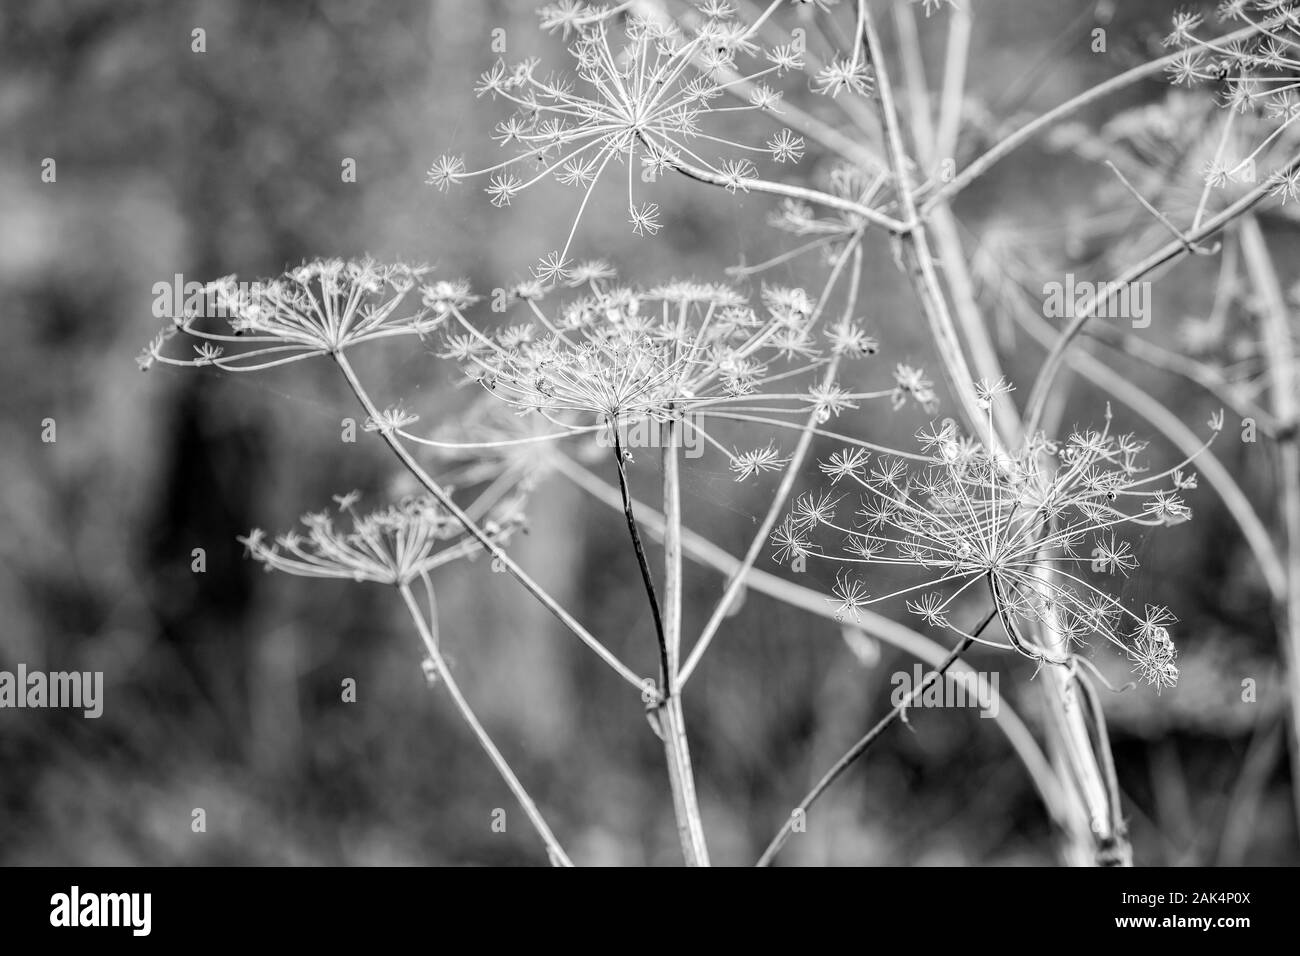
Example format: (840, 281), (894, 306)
(1, 0), (1294, 865)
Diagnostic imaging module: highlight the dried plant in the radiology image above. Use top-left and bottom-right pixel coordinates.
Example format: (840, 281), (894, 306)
(139, 0), (1300, 867)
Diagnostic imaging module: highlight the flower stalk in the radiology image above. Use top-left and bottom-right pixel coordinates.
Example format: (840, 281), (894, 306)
(398, 582), (574, 867)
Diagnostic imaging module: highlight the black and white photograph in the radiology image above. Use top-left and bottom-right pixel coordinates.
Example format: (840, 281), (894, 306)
(1, 0), (1297, 915)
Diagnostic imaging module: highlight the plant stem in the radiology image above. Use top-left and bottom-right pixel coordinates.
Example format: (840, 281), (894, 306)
(1239, 214), (1300, 839)
(933, 3), (971, 168)
(1008, 285), (1287, 599)
(610, 424), (708, 864)
(891, 0), (934, 165)
(669, 158), (909, 234)
(919, 22), (1263, 214)
(859, 0), (991, 445)
(1024, 146), (1300, 436)
(552, 453), (1070, 835)
(679, 235), (858, 687)
(1074, 671), (1130, 867)
(332, 351), (648, 696)
(397, 582), (573, 867)
(886, 3), (1021, 441)
(660, 421), (710, 865)
(860, 0), (1120, 865)
(611, 430), (672, 697)
(755, 605), (998, 866)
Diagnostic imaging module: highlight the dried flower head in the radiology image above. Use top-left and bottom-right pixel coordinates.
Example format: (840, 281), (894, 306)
(239, 493), (521, 587)
(421, 267), (896, 478)
(429, 3), (806, 261)
(138, 258), (461, 372)
(1154, 4), (1300, 210)
(780, 397), (1225, 689)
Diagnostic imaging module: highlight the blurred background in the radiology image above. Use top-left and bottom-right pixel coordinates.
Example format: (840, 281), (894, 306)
(1, 0), (1295, 865)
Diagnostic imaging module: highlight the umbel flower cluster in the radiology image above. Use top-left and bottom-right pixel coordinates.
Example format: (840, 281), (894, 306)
(428, 265), (937, 480)
(428, 1), (833, 265)
(238, 492), (522, 588)
(138, 258), (475, 372)
(775, 385), (1225, 690)
(1162, 2), (1300, 203)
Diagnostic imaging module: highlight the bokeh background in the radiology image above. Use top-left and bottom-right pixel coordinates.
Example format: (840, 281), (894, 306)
(1, 0), (1296, 865)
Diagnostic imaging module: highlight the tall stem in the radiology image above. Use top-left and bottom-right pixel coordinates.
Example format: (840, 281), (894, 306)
(1239, 214), (1300, 839)
(610, 423), (708, 864)
(859, 0), (1118, 864)
(660, 420), (710, 865)
(397, 583), (573, 867)
(611, 429), (671, 694)
(859, 0), (991, 445)
(886, 0), (1021, 440)
(1075, 671), (1130, 866)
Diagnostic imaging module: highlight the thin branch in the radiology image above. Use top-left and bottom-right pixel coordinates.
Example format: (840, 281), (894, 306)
(669, 158), (910, 234)
(1081, 323), (1280, 434)
(1104, 160), (1219, 256)
(680, 236), (860, 686)
(755, 605), (999, 867)
(397, 582), (574, 867)
(919, 22), (1263, 214)
(1024, 147), (1300, 436)
(332, 351), (650, 697)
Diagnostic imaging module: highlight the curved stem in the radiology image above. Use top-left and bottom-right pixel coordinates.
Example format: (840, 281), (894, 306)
(1081, 324), (1278, 434)
(669, 158), (909, 234)
(1024, 147), (1300, 436)
(919, 22), (1263, 214)
(756, 605), (999, 867)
